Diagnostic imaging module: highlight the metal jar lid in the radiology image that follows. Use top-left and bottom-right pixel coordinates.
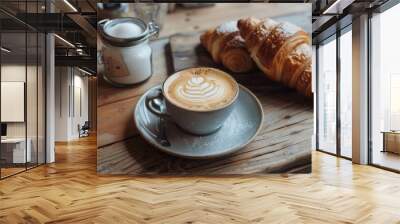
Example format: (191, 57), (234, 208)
(98, 17), (159, 47)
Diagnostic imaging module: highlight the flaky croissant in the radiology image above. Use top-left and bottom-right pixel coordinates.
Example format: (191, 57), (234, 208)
(200, 21), (254, 73)
(238, 17), (312, 96)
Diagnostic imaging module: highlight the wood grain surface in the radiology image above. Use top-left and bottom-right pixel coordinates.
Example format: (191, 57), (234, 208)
(2, 136), (400, 223)
(97, 32), (313, 175)
(4, 5), (400, 223)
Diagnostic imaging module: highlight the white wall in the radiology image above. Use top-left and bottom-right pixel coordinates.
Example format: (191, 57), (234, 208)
(54, 67), (89, 141)
(55, 66), (70, 141)
(1, 82), (25, 122)
(1, 65), (26, 138)
(1, 63), (46, 164)
(1, 65), (39, 138)
(74, 73), (89, 134)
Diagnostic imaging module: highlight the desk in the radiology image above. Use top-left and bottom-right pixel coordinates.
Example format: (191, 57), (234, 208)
(1, 138), (31, 164)
(382, 131), (400, 154)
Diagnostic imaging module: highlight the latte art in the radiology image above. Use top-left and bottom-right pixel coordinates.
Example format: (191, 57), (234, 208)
(164, 68), (238, 111)
(178, 75), (223, 102)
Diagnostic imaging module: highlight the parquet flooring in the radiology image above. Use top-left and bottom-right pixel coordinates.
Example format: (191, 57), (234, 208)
(1, 135), (400, 223)
(1, 167), (26, 178)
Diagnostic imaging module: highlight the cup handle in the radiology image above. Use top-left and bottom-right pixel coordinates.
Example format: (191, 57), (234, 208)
(145, 88), (169, 118)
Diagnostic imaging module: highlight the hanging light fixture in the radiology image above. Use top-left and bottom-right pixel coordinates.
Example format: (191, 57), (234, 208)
(54, 34), (75, 48)
(78, 67), (94, 76)
(63, 0), (78, 12)
(323, 0), (355, 15)
(1, 47), (11, 53)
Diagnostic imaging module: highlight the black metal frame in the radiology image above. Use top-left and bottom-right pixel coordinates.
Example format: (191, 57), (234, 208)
(367, 10), (373, 166)
(0, 18), (2, 179)
(315, 44), (319, 151)
(25, 3), (28, 171)
(336, 18), (341, 158)
(0, 0), (47, 180)
(36, 1), (39, 168)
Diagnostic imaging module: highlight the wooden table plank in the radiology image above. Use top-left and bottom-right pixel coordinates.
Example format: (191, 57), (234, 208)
(97, 87), (313, 174)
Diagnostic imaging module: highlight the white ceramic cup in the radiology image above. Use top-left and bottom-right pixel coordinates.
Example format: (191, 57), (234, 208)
(146, 68), (239, 135)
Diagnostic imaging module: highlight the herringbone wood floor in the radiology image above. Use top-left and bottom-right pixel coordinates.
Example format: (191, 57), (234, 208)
(1, 135), (400, 224)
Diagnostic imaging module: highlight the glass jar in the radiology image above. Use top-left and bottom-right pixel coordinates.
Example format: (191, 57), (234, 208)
(98, 17), (159, 86)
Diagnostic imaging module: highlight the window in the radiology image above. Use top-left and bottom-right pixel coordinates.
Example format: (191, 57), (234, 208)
(317, 35), (337, 154)
(339, 27), (352, 158)
(316, 25), (353, 159)
(370, 2), (400, 171)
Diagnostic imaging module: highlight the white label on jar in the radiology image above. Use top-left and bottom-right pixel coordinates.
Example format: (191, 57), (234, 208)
(103, 50), (129, 77)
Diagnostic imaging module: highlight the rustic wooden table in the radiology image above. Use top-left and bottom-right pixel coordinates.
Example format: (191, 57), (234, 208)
(97, 3), (313, 175)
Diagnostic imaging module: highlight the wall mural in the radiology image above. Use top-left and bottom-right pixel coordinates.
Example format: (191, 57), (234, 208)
(96, 3), (314, 175)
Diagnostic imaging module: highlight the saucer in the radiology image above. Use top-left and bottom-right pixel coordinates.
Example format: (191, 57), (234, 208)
(134, 84), (264, 159)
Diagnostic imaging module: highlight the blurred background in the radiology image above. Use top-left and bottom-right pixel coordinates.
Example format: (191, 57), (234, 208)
(97, 3), (312, 38)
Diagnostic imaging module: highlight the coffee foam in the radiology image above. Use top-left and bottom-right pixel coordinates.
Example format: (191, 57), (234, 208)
(164, 68), (238, 111)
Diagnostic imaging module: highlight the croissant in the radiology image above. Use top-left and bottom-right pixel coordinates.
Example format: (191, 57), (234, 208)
(238, 17), (312, 96)
(200, 21), (254, 73)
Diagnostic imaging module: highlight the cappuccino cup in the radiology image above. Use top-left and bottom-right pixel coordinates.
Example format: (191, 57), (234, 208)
(146, 67), (239, 135)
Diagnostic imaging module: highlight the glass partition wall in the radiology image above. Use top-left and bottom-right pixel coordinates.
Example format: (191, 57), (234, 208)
(316, 26), (353, 159)
(0, 30), (27, 177)
(0, 1), (46, 179)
